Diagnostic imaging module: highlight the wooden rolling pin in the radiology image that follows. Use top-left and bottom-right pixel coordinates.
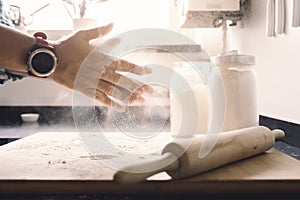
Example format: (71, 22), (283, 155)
(114, 126), (285, 183)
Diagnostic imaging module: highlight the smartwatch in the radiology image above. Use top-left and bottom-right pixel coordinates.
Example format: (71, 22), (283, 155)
(27, 32), (57, 78)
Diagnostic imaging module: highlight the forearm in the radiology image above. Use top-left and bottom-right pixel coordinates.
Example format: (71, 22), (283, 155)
(0, 24), (35, 73)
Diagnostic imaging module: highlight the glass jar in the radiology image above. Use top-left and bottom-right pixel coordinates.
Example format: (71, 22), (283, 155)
(211, 52), (258, 132)
(170, 61), (211, 137)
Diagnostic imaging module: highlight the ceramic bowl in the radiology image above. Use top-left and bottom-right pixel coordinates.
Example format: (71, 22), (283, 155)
(20, 113), (39, 123)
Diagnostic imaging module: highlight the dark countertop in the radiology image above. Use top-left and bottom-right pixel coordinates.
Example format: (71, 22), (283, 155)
(274, 141), (300, 160)
(0, 123), (76, 139)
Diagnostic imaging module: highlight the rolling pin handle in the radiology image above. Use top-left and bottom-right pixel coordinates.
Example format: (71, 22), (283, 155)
(114, 152), (179, 184)
(272, 129), (285, 140)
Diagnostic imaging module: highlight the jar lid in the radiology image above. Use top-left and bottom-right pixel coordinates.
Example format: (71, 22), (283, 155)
(211, 51), (255, 66)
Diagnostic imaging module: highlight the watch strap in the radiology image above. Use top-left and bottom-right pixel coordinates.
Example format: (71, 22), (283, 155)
(33, 32), (54, 50)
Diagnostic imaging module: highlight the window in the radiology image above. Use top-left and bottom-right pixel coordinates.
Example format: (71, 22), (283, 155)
(5, 0), (170, 33)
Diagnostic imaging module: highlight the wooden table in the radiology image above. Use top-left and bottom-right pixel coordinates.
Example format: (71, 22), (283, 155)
(0, 132), (299, 196)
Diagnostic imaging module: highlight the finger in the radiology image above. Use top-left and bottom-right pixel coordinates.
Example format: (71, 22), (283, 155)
(80, 86), (126, 112)
(83, 60), (154, 95)
(93, 90), (125, 112)
(140, 84), (154, 94)
(101, 70), (145, 94)
(109, 59), (152, 75)
(125, 77), (154, 94)
(97, 79), (135, 104)
(91, 37), (121, 52)
(97, 79), (145, 104)
(143, 66), (153, 74)
(84, 23), (114, 41)
(129, 93), (145, 104)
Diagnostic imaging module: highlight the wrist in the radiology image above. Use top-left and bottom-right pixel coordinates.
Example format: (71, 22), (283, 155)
(0, 29), (35, 74)
(47, 41), (62, 80)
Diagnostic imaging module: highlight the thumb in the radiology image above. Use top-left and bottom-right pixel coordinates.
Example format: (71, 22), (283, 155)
(83, 23), (114, 41)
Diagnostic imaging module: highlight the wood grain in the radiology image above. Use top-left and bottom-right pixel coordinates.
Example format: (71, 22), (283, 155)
(0, 131), (299, 194)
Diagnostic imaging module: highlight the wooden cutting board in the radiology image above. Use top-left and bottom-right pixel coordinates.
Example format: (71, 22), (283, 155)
(0, 131), (299, 195)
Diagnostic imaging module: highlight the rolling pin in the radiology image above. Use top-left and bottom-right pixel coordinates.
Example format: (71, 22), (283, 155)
(114, 126), (285, 183)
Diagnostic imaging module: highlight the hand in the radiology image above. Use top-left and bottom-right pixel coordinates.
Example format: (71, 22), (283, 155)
(49, 23), (152, 111)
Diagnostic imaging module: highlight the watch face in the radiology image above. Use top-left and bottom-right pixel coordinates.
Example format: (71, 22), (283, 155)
(32, 52), (55, 74)
(28, 48), (57, 77)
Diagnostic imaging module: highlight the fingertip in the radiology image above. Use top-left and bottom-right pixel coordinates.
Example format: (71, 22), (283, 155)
(113, 104), (126, 112)
(143, 85), (154, 94)
(105, 23), (114, 32)
(132, 66), (152, 75)
(98, 23), (114, 37)
(129, 94), (145, 104)
(144, 67), (152, 74)
(135, 88), (144, 95)
(108, 99), (126, 112)
(108, 22), (114, 27)
(137, 96), (145, 104)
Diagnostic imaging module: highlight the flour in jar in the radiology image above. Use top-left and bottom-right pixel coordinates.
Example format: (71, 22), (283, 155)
(170, 62), (211, 137)
(211, 53), (258, 132)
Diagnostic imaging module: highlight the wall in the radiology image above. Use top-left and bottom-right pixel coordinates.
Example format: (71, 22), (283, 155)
(229, 0), (300, 124)
(181, 0), (300, 124)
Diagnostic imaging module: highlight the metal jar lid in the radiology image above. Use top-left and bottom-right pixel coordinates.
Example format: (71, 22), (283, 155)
(211, 51), (255, 66)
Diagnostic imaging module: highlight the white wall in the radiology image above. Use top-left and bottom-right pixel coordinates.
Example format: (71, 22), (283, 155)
(85, 0), (170, 33)
(229, 0), (300, 124)
(176, 0), (300, 124)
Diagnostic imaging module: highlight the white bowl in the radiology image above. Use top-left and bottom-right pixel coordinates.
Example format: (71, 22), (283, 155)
(21, 113), (39, 123)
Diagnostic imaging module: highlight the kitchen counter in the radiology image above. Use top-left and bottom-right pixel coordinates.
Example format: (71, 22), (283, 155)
(1, 106), (299, 161)
(1, 123), (300, 160)
(0, 131), (299, 198)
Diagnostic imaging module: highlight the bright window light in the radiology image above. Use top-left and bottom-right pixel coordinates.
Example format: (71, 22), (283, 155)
(5, 0), (170, 32)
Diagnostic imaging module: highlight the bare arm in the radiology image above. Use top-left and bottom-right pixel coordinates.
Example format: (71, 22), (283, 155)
(0, 24), (35, 74)
(0, 23), (152, 110)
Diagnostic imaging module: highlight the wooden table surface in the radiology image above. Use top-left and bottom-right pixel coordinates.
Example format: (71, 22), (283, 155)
(0, 131), (299, 195)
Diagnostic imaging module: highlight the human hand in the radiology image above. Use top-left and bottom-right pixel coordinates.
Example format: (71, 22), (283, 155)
(49, 23), (152, 110)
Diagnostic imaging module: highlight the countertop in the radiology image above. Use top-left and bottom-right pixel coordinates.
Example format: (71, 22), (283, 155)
(0, 131), (299, 198)
(1, 123), (300, 160)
